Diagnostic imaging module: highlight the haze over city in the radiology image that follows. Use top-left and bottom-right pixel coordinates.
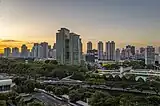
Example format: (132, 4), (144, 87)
(0, 0), (160, 53)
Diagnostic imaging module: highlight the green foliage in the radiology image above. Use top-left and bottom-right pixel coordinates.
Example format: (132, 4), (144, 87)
(0, 100), (6, 106)
(71, 72), (85, 81)
(89, 91), (111, 106)
(69, 90), (82, 102)
(27, 101), (45, 106)
(103, 64), (120, 70)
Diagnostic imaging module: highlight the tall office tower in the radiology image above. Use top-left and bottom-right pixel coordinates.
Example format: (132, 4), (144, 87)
(87, 41), (92, 53)
(115, 48), (120, 62)
(110, 41), (115, 60)
(126, 45), (135, 56)
(121, 48), (125, 60)
(98, 41), (103, 60)
(140, 47), (145, 54)
(40, 42), (48, 58)
(79, 38), (83, 61)
(49, 49), (56, 59)
(106, 41), (110, 60)
(70, 33), (82, 65)
(12, 47), (19, 57)
(27, 49), (31, 57)
(32, 43), (43, 58)
(21, 44), (28, 58)
(145, 46), (155, 65)
(53, 43), (56, 49)
(32, 43), (38, 58)
(158, 47), (160, 54)
(105, 41), (115, 60)
(4, 47), (11, 57)
(125, 48), (132, 59)
(56, 28), (82, 65)
(48, 45), (52, 57)
(139, 47), (145, 59)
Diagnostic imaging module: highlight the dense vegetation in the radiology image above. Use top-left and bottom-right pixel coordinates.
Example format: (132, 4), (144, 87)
(0, 58), (160, 106)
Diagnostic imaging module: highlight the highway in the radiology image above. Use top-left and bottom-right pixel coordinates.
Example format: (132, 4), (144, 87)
(40, 80), (159, 96)
(32, 92), (69, 106)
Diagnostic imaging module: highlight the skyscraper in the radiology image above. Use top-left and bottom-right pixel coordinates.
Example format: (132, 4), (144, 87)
(145, 46), (155, 65)
(32, 43), (43, 58)
(158, 47), (160, 54)
(21, 44), (28, 58)
(126, 45), (135, 56)
(12, 47), (19, 57)
(41, 42), (48, 58)
(106, 41), (110, 60)
(56, 28), (82, 65)
(4, 47), (11, 57)
(98, 41), (103, 60)
(115, 48), (120, 61)
(110, 41), (115, 60)
(105, 41), (115, 60)
(87, 41), (92, 53)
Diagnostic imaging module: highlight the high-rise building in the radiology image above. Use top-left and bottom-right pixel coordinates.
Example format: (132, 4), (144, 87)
(86, 49), (98, 62)
(56, 28), (82, 65)
(21, 44), (28, 58)
(53, 43), (56, 49)
(110, 41), (115, 60)
(140, 47), (145, 54)
(87, 41), (92, 52)
(145, 46), (155, 65)
(12, 47), (19, 57)
(105, 41), (115, 60)
(41, 42), (48, 58)
(126, 45), (135, 56)
(125, 48), (132, 59)
(106, 41), (110, 60)
(4, 47), (11, 57)
(115, 48), (120, 61)
(158, 47), (160, 54)
(98, 41), (103, 60)
(121, 48), (125, 60)
(32, 43), (43, 58)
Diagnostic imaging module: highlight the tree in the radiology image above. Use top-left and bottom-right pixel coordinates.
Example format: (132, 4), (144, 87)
(0, 100), (6, 106)
(128, 75), (136, 82)
(69, 90), (82, 102)
(28, 101), (45, 106)
(54, 87), (63, 95)
(50, 68), (66, 79)
(121, 76), (127, 81)
(114, 75), (121, 81)
(147, 96), (160, 105)
(49, 60), (58, 65)
(45, 85), (54, 92)
(107, 75), (114, 81)
(71, 73), (85, 81)
(89, 91), (110, 106)
(24, 80), (36, 93)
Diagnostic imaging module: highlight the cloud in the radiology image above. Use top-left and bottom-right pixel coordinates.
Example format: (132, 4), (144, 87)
(0, 39), (34, 53)
(1, 40), (22, 43)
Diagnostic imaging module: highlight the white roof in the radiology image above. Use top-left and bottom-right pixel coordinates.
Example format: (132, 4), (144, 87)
(0, 79), (12, 86)
(76, 101), (90, 106)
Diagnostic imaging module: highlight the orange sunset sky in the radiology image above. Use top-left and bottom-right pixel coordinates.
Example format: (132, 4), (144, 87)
(0, 0), (160, 53)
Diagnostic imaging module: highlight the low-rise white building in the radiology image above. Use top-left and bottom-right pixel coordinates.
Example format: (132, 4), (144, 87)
(0, 79), (12, 93)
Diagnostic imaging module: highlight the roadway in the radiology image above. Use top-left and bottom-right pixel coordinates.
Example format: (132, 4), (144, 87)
(32, 92), (69, 106)
(41, 80), (159, 96)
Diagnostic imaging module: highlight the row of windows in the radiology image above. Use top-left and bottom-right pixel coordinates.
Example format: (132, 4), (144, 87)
(0, 85), (11, 91)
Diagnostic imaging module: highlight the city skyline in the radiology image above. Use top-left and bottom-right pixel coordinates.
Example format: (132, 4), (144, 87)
(0, 0), (160, 52)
